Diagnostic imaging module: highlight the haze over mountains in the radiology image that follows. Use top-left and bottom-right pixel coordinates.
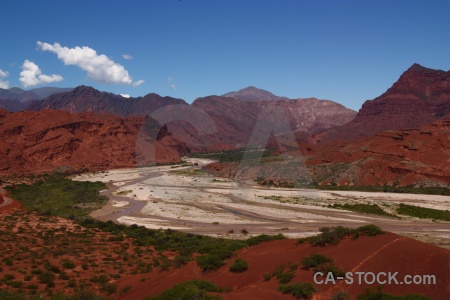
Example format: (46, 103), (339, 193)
(0, 87), (72, 111)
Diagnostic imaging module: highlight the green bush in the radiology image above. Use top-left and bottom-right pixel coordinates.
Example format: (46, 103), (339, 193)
(173, 255), (191, 268)
(38, 272), (54, 284)
(301, 254), (333, 269)
(246, 234), (286, 246)
(100, 283), (117, 295)
(297, 225), (384, 247)
(358, 287), (432, 300)
(264, 263), (297, 284)
(229, 258), (249, 273)
(315, 264), (345, 279)
(62, 259), (76, 269)
(331, 291), (351, 300)
(278, 282), (316, 299)
(145, 280), (228, 300)
(277, 272), (294, 284)
(197, 254), (226, 272)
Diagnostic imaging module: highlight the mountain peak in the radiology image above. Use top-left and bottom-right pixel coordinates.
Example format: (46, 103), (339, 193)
(406, 63), (446, 74)
(222, 86), (289, 101)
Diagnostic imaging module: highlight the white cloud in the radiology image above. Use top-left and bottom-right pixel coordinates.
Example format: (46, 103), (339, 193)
(132, 80), (144, 87)
(120, 94), (131, 98)
(37, 41), (144, 87)
(19, 60), (63, 88)
(122, 54), (133, 60)
(0, 68), (9, 89)
(168, 76), (177, 91)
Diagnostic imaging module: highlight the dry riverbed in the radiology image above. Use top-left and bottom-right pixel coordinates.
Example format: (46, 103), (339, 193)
(73, 158), (450, 249)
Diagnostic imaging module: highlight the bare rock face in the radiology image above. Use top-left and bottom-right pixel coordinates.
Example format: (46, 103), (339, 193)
(313, 64), (450, 143)
(189, 95), (356, 149)
(306, 118), (450, 187)
(0, 109), (185, 175)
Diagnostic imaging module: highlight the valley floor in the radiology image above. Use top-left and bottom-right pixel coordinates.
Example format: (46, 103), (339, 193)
(73, 158), (450, 250)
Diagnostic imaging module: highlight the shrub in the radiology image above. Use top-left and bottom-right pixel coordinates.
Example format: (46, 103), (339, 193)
(196, 254), (226, 272)
(301, 254), (333, 269)
(62, 259), (76, 269)
(315, 264), (345, 279)
(277, 272), (294, 284)
(357, 286), (432, 300)
(331, 290), (351, 300)
(297, 225), (384, 247)
(38, 272), (54, 284)
(278, 282), (316, 299)
(301, 254), (345, 279)
(101, 283), (117, 295)
(9, 281), (23, 288)
(229, 258), (248, 273)
(144, 280), (228, 300)
(246, 234), (286, 246)
(2, 258), (13, 266)
(173, 255), (191, 268)
(23, 275), (33, 281)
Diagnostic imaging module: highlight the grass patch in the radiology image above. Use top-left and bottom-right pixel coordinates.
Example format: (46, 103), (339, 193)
(330, 203), (395, 217)
(397, 204), (450, 221)
(297, 225), (384, 247)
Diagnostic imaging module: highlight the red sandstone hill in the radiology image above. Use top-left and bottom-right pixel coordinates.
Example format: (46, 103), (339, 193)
(306, 117), (450, 187)
(115, 233), (449, 300)
(203, 117), (450, 187)
(0, 109), (185, 175)
(187, 95), (356, 149)
(313, 64), (450, 143)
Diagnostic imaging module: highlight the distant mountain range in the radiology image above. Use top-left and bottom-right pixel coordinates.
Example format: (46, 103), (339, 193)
(0, 86), (72, 111)
(28, 85), (187, 116)
(25, 85), (356, 149)
(1, 63), (449, 187)
(222, 86), (290, 101)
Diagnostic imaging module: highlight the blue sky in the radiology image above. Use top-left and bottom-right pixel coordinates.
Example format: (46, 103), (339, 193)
(0, 0), (449, 110)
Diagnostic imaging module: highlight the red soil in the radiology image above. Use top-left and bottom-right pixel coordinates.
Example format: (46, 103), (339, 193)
(115, 233), (449, 300)
(0, 187), (22, 213)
